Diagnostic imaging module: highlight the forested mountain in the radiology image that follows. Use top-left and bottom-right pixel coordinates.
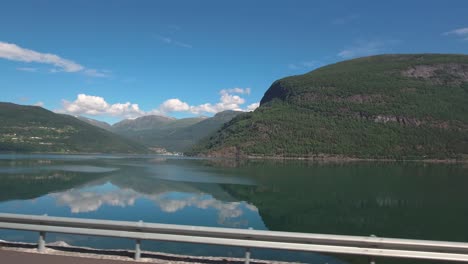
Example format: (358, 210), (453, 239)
(0, 103), (148, 153)
(190, 54), (468, 160)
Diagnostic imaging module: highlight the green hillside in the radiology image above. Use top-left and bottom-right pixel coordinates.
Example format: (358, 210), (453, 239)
(0, 102), (148, 153)
(190, 54), (468, 160)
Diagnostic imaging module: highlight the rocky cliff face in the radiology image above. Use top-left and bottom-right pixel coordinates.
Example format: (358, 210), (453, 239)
(402, 63), (468, 85)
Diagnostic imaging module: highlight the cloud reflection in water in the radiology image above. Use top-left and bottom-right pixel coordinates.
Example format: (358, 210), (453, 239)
(52, 186), (258, 227)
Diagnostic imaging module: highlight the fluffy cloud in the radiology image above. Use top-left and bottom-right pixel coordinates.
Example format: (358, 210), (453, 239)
(60, 88), (259, 119)
(61, 94), (143, 118)
(0, 41), (108, 77)
(159, 98), (190, 112)
(159, 88), (258, 115)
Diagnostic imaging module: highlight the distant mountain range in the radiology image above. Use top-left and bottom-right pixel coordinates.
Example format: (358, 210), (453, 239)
(191, 54), (468, 160)
(110, 115), (207, 152)
(0, 102), (243, 154)
(83, 110), (242, 152)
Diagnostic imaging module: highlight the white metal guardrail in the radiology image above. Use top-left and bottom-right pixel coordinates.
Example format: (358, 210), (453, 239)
(0, 213), (467, 263)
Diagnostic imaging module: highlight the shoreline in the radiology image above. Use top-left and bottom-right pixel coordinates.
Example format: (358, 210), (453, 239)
(0, 151), (467, 164)
(200, 154), (468, 164)
(246, 155), (468, 164)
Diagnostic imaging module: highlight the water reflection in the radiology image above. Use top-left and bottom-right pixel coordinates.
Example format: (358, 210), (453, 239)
(53, 186), (138, 213)
(52, 184), (258, 228)
(1, 154), (467, 264)
(0, 155), (264, 229)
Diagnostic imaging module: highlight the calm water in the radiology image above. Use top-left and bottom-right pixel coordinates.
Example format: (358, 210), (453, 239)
(0, 154), (467, 263)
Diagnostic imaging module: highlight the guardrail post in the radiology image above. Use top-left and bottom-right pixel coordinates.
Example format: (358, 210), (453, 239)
(134, 220), (143, 261)
(369, 234), (377, 264)
(245, 227), (253, 264)
(135, 239), (141, 260)
(38, 231), (46, 252)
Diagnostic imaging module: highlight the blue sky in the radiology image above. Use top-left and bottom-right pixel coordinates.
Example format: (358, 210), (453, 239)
(0, 0), (467, 123)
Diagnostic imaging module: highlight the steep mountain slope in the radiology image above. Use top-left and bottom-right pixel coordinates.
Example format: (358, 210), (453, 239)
(191, 54), (468, 159)
(0, 103), (148, 153)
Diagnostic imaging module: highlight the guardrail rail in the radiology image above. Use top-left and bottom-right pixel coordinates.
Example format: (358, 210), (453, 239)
(0, 213), (468, 263)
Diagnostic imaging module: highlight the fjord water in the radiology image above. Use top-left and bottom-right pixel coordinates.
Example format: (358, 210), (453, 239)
(0, 154), (467, 263)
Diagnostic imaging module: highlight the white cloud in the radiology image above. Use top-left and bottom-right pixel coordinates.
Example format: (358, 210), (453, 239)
(247, 102), (260, 111)
(220, 89), (245, 104)
(338, 39), (400, 59)
(34, 101), (44, 107)
(220, 88), (251, 95)
(158, 88), (257, 115)
(443, 27), (468, 41)
(444, 27), (468, 36)
(59, 88), (259, 119)
(0, 41), (83, 72)
(188, 90), (245, 114)
(61, 94), (143, 119)
(0, 41), (109, 77)
(159, 98), (190, 112)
